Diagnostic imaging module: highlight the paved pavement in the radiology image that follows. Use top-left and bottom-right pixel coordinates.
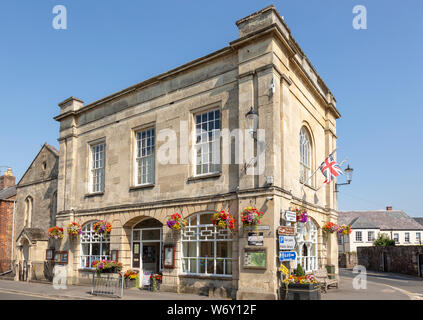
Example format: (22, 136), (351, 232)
(322, 268), (423, 300)
(0, 279), (224, 300)
(2, 269), (422, 300)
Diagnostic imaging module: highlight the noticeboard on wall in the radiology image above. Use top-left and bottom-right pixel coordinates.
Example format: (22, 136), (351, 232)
(243, 248), (267, 270)
(54, 251), (68, 264)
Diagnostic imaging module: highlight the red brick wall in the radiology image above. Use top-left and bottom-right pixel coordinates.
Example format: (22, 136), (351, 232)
(0, 199), (15, 273)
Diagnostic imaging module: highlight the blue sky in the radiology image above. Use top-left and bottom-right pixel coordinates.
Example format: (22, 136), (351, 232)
(0, 1), (422, 216)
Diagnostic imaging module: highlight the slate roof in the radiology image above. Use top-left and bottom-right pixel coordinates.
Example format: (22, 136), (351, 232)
(339, 210), (423, 231)
(414, 218), (423, 227)
(0, 186), (17, 200)
(348, 216), (379, 229)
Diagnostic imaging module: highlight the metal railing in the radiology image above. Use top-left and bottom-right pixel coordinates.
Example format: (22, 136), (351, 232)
(91, 272), (124, 298)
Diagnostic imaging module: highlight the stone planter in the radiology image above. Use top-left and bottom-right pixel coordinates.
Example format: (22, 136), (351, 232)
(279, 283), (321, 300)
(125, 279), (137, 289)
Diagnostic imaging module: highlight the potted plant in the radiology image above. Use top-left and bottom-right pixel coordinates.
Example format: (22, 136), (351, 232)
(67, 222), (82, 238)
(337, 225), (352, 235)
(149, 273), (162, 291)
(166, 213), (187, 231)
(93, 220), (112, 235)
(322, 222), (339, 233)
(124, 270), (139, 288)
(240, 207), (264, 228)
(92, 260), (123, 273)
(212, 210), (235, 230)
(295, 209), (308, 223)
(48, 226), (64, 240)
(280, 264), (321, 300)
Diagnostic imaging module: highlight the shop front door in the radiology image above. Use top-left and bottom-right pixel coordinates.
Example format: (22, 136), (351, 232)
(419, 254), (423, 277)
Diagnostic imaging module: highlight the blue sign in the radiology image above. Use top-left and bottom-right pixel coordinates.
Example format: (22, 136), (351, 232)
(279, 251), (297, 262)
(279, 236), (296, 250)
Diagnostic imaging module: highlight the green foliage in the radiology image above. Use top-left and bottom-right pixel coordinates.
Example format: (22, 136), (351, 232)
(373, 234), (395, 246)
(295, 264), (306, 277)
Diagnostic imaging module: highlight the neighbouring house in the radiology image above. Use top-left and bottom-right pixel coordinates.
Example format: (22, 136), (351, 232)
(338, 208), (423, 254)
(413, 217), (423, 228)
(13, 143), (59, 282)
(52, 5), (341, 300)
(0, 168), (16, 275)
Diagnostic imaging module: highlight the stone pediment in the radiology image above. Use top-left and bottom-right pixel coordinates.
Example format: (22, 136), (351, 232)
(16, 227), (49, 244)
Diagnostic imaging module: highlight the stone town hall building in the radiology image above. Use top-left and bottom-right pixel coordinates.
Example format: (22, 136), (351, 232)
(49, 6), (340, 299)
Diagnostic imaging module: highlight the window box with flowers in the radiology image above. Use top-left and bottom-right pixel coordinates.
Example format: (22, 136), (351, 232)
(67, 222), (82, 238)
(279, 265), (321, 300)
(166, 213), (187, 231)
(93, 220), (112, 235)
(241, 207), (264, 228)
(48, 226), (64, 240)
(212, 210), (235, 230)
(92, 260), (123, 274)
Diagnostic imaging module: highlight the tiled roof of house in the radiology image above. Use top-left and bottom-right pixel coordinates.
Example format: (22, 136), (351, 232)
(413, 217), (423, 227)
(339, 210), (423, 231)
(348, 216), (379, 229)
(0, 186), (17, 200)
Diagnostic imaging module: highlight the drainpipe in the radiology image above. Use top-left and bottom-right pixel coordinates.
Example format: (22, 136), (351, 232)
(10, 200), (16, 270)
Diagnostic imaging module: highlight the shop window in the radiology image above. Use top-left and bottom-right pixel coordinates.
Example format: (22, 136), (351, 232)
(181, 212), (232, 276)
(80, 221), (110, 268)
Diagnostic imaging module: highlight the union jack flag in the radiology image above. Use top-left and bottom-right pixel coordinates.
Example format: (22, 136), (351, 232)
(319, 153), (343, 184)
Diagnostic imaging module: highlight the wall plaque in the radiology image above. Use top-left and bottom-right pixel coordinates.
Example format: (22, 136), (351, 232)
(248, 232), (264, 246)
(243, 248), (267, 270)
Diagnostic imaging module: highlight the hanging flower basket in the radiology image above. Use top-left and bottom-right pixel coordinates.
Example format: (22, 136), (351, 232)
(93, 220), (112, 235)
(212, 210), (235, 230)
(48, 226), (64, 240)
(295, 209), (308, 223)
(92, 260), (122, 273)
(166, 213), (187, 231)
(67, 222), (82, 237)
(322, 222), (339, 233)
(241, 207), (264, 227)
(338, 225), (352, 235)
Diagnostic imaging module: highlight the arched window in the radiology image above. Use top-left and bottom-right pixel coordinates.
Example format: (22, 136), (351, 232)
(24, 196), (33, 228)
(300, 127), (312, 185)
(80, 221), (110, 268)
(295, 218), (318, 272)
(181, 212), (232, 276)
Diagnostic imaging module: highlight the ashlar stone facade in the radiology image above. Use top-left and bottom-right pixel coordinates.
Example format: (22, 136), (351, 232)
(13, 143), (59, 281)
(53, 6), (341, 300)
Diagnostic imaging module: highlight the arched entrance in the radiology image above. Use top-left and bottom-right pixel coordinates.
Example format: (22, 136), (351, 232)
(131, 218), (163, 273)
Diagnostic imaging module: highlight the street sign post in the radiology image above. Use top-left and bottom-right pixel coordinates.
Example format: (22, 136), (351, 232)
(279, 236), (296, 250)
(284, 210), (297, 222)
(279, 251), (297, 262)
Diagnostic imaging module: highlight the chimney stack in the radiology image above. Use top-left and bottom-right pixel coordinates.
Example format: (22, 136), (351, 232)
(0, 168), (15, 190)
(386, 206), (392, 211)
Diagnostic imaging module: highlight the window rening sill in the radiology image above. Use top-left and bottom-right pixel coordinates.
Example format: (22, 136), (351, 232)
(129, 184), (155, 191)
(85, 192), (104, 198)
(187, 172), (221, 182)
(179, 274), (232, 280)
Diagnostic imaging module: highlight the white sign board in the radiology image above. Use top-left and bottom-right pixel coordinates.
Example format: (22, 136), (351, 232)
(279, 235), (296, 250)
(284, 210), (297, 222)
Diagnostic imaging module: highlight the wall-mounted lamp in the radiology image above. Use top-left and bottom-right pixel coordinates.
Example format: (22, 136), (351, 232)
(245, 106), (259, 140)
(335, 164), (354, 192)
